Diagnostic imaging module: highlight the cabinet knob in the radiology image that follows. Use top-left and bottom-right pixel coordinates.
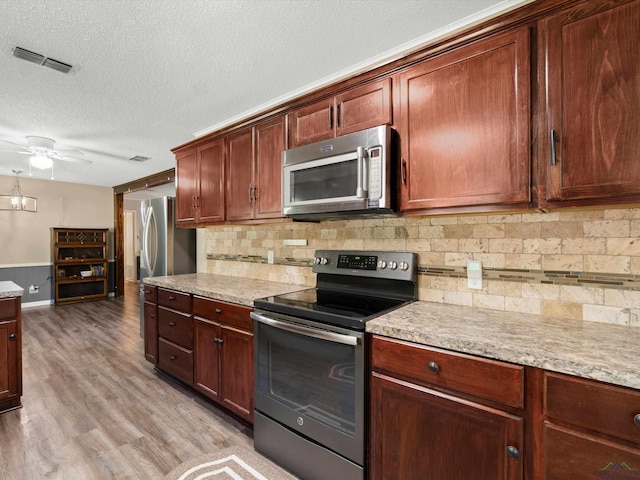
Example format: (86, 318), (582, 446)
(169, 321), (175, 327)
(506, 446), (520, 460)
(9, 333), (16, 340)
(214, 337), (224, 344)
(169, 355), (176, 360)
(428, 361), (440, 373)
(168, 295), (175, 301)
(215, 308), (222, 317)
(150, 314), (155, 319)
(634, 413), (640, 427)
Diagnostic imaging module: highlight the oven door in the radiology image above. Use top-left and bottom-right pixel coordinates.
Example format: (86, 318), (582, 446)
(251, 310), (365, 466)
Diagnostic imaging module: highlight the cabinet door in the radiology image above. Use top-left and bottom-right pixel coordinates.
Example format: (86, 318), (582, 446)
(335, 77), (392, 136)
(143, 301), (158, 364)
(0, 321), (19, 401)
(543, 423), (640, 479)
(399, 27), (530, 212)
(175, 149), (197, 225)
(226, 128), (255, 221)
(540, 0), (640, 205)
(370, 373), (523, 480)
(194, 319), (221, 401)
(197, 139), (225, 224)
(220, 325), (253, 423)
(254, 116), (286, 219)
(288, 98), (335, 147)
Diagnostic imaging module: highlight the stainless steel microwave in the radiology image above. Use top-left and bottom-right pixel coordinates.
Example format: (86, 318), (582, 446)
(282, 125), (394, 220)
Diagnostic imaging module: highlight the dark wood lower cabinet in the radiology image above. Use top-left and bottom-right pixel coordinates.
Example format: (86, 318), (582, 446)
(370, 372), (523, 480)
(0, 296), (21, 413)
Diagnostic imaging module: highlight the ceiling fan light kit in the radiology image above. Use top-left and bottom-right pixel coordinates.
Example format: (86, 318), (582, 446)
(0, 170), (37, 212)
(30, 152), (53, 169)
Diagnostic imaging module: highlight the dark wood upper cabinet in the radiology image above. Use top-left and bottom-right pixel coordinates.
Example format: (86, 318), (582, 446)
(175, 149), (197, 225)
(539, 0), (640, 207)
(399, 26), (531, 213)
(226, 128), (254, 221)
(288, 78), (392, 147)
(226, 115), (286, 222)
(175, 139), (225, 226)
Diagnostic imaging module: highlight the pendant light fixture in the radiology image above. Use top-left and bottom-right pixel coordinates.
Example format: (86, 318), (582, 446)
(0, 170), (37, 212)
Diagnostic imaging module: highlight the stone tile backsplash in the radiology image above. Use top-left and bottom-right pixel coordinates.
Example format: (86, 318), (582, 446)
(204, 207), (640, 327)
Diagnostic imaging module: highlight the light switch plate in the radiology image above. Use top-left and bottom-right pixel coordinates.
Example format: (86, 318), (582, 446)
(467, 260), (482, 290)
(267, 251), (274, 264)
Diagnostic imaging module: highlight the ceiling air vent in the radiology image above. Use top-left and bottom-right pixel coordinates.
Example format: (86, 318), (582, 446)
(11, 45), (75, 74)
(129, 156), (151, 162)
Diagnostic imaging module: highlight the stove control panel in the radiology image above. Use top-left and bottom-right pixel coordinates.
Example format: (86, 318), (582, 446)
(313, 250), (417, 281)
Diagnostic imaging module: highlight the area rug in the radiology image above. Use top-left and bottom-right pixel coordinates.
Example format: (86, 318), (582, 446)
(164, 445), (299, 480)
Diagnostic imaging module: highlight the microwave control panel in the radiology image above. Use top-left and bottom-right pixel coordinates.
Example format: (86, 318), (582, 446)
(368, 146), (382, 201)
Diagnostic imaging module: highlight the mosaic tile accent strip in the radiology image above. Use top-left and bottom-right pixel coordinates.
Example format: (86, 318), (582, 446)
(207, 254), (640, 291)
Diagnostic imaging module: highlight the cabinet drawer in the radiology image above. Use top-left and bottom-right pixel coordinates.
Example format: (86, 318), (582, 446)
(158, 288), (191, 312)
(142, 284), (157, 303)
(545, 372), (640, 444)
(158, 307), (193, 349)
(193, 296), (252, 331)
(371, 336), (524, 408)
(158, 338), (193, 385)
(0, 298), (17, 320)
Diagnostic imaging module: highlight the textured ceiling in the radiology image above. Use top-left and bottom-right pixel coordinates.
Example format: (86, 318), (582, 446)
(0, 0), (527, 188)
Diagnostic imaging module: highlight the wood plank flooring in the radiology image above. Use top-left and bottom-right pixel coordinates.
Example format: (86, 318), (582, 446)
(0, 282), (255, 479)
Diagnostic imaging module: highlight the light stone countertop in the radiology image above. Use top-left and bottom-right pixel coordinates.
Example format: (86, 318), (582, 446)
(0, 281), (24, 298)
(367, 301), (640, 390)
(143, 273), (304, 308)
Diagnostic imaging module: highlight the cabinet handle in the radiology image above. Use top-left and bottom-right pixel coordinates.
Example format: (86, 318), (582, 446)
(168, 296), (175, 301)
(169, 355), (176, 360)
(9, 333), (16, 340)
(214, 337), (224, 344)
(252, 185), (257, 202)
(145, 289), (151, 294)
(427, 361), (440, 373)
(248, 185), (253, 203)
(150, 314), (155, 319)
(336, 104), (340, 127)
(634, 413), (640, 427)
(401, 158), (407, 185)
(169, 321), (175, 327)
(329, 105), (333, 129)
(506, 446), (520, 460)
(215, 308), (222, 316)
(550, 129), (557, 166)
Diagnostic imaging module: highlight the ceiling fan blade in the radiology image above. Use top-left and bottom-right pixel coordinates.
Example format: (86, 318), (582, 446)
(56, 148), (84, 156)
(0, 139), (28, 151)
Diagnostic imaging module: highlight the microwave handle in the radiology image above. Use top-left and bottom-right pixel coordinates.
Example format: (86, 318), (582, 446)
(356, 146), (369, 199)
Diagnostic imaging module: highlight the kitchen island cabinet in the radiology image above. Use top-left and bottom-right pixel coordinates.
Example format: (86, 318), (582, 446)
(288, 77), (392, 147)
(398, 26), (530, 214)
(0, 285), (22, 414)
(142, 285), (158, 364)
(370, 335), (524, 480)
(156, 288), (194, 384)
(538, 0), (640, 208)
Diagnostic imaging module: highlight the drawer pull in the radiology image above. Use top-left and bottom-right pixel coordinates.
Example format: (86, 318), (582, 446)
(169, 321), (175, 327)
(145, 289), (151, 294)
(634, 413), (640, 427)
(9, 333), (16, 340)
(150, 314), (155, 318)
(214, 337), (224, 344)
(428, 361), (440, 374)
(506, 446), (520, 460)
(168, 296), (175, 301)
(169, 355), (176, 360)
(215, 308), (222, 315)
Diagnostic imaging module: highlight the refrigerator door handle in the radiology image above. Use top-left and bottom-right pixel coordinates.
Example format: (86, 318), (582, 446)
(142, 205), (158, 277)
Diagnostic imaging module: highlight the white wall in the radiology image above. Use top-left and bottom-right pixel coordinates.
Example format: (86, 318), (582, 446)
(0, 174), (114, 266)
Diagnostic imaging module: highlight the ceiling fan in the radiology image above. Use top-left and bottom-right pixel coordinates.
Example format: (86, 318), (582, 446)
(0, 136), (92, 178)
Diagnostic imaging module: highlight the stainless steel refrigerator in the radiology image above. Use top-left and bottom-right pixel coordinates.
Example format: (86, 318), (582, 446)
(139, 196), (196, 335)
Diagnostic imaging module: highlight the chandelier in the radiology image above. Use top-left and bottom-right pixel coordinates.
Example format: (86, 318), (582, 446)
(0, 170), (37, 212)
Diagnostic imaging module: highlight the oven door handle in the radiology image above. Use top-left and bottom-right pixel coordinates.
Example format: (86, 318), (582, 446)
(250, 312), (359, 346)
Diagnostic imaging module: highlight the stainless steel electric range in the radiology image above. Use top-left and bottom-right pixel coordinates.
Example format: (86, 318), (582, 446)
(250, 250), (418, 480)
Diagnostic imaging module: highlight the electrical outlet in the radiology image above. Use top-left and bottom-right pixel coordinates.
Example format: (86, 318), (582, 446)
(467, 260), (483, 290)
(29, 285), (39, 294)
(267, 251), (274, 264)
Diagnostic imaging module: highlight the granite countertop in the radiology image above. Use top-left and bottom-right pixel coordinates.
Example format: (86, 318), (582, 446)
(367, 301), (640, 390)
(143, 273), (304, 308)
(0, 281), (24, 298)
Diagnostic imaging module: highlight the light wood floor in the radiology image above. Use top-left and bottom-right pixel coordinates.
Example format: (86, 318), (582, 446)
(0, 282), (255, 479)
